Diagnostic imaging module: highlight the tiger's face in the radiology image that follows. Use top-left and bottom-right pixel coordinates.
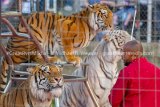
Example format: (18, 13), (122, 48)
(88, 3), (113, 31)
(28, 64), (63, 101)
(103, 30), (134, 63)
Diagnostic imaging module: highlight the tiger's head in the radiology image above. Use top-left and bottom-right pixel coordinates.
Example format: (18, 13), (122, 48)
(88, 3), (113, 31)
(102, 30), (135, 63)
(28, 64), (63, 101)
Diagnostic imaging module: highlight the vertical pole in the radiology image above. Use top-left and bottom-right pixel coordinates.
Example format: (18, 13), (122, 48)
(147, 0), (152, 43)
(53, 0), (57, 13)
(30, 0), (34, 12)
(83, 66), (100, 107)
(131, 5), (137, 40)
(18, 0), (22, 12)
(0, 44), (14, 93)
(85, 81), (100, 107)
(55, 97), (60, 107)
(45, 0), (57, 12)
(44, 0), (47, 12)
(37, 0), (40, 12)
(3, 80), (12, 93)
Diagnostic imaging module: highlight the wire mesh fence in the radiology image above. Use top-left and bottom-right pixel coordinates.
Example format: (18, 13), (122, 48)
(0, 1), (160, 107)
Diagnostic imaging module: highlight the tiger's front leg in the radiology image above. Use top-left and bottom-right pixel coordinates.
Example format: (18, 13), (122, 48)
(61, 37), (82, 67)
(57, 19), (83, 66)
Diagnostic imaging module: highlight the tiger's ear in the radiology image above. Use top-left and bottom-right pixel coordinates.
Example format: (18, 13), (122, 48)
(27, 67), (35, 75)
(41, 65), (50, 72)
(57, 64), (63, 72)
(88, 4), (94, 11)
(100, 9), (108, 15)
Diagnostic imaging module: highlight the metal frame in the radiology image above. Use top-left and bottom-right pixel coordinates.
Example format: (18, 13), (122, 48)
(0, 0), (49, 92)
(131, 5), (137, 40)
(0, 0), (100, 107)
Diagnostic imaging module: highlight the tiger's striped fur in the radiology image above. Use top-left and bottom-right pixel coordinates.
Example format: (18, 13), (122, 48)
(0, 64), (63, 107)
(0, 3), (113, 92)
(60, 30), (134, 107)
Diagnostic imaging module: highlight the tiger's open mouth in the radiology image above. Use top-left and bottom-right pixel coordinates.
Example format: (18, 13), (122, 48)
(101, 27), (106, 30)
(99, 26), (107, 31)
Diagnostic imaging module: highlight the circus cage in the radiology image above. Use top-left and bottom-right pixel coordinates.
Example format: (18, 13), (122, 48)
(0, 0), (160, 107)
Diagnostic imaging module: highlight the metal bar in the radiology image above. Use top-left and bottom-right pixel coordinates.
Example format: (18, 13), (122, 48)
(63, 74), (87, 82)
(64, 78), (87, 82)
(44, 0), (47, 12)
(36, 0), (40, 12)
(131, 5), (137, 40)
(0, 35), (14, 38)
(11, 77), (27, 80)
(83, 63), (100, 107)
(0, 44), (14, 93)
(0, 44), (14, 70)
(18, 62), (89, 66)
(17, 0), (22, 12)
(147, 0), (152, 43)
(1, 18), (18, 36)
(55, 98), (60, 107)
(19, 63), (38, 66)
(12, 70), (88, 82)
(60, 62), (89, 66)
(63, 74), (85, 78)
(1, 12), (21, 17)
(85, 81), (100, 107)
(13, 70), (30, 75)
(53, 0), (57, 13)
(1, 19), (30, 39)
(0, 32), (31, 39)
(3, 80), (12, 93)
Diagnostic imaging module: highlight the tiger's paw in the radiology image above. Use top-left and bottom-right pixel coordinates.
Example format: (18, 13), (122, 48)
(67, 57), (82, 67)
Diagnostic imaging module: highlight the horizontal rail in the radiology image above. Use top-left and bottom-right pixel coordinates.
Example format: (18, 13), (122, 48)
(13, 70), (30, 75)
(11, 77), (27, 80)
(1, 11), (22, 17)
(18, 62), (89, 67)
(63, 74), (87, 82)
(64, 78), (87, 82)
(11, 73), (87, 82)
(0, 32), (31, 39)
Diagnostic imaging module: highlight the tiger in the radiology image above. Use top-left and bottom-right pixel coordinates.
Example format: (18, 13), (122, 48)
(0, 3), (113, 92)
(0, 64), (63, 107)
(60, 30), (135, 107)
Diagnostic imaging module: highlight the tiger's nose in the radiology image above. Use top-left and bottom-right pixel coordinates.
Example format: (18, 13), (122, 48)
(109, 25), (114, 30)
(54, 77), (62, 82)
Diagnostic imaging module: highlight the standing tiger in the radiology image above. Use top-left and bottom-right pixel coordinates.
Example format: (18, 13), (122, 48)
(60, 30), (134, 107)
(0, 64), (63, 107)
(0, 3), (113, 92)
